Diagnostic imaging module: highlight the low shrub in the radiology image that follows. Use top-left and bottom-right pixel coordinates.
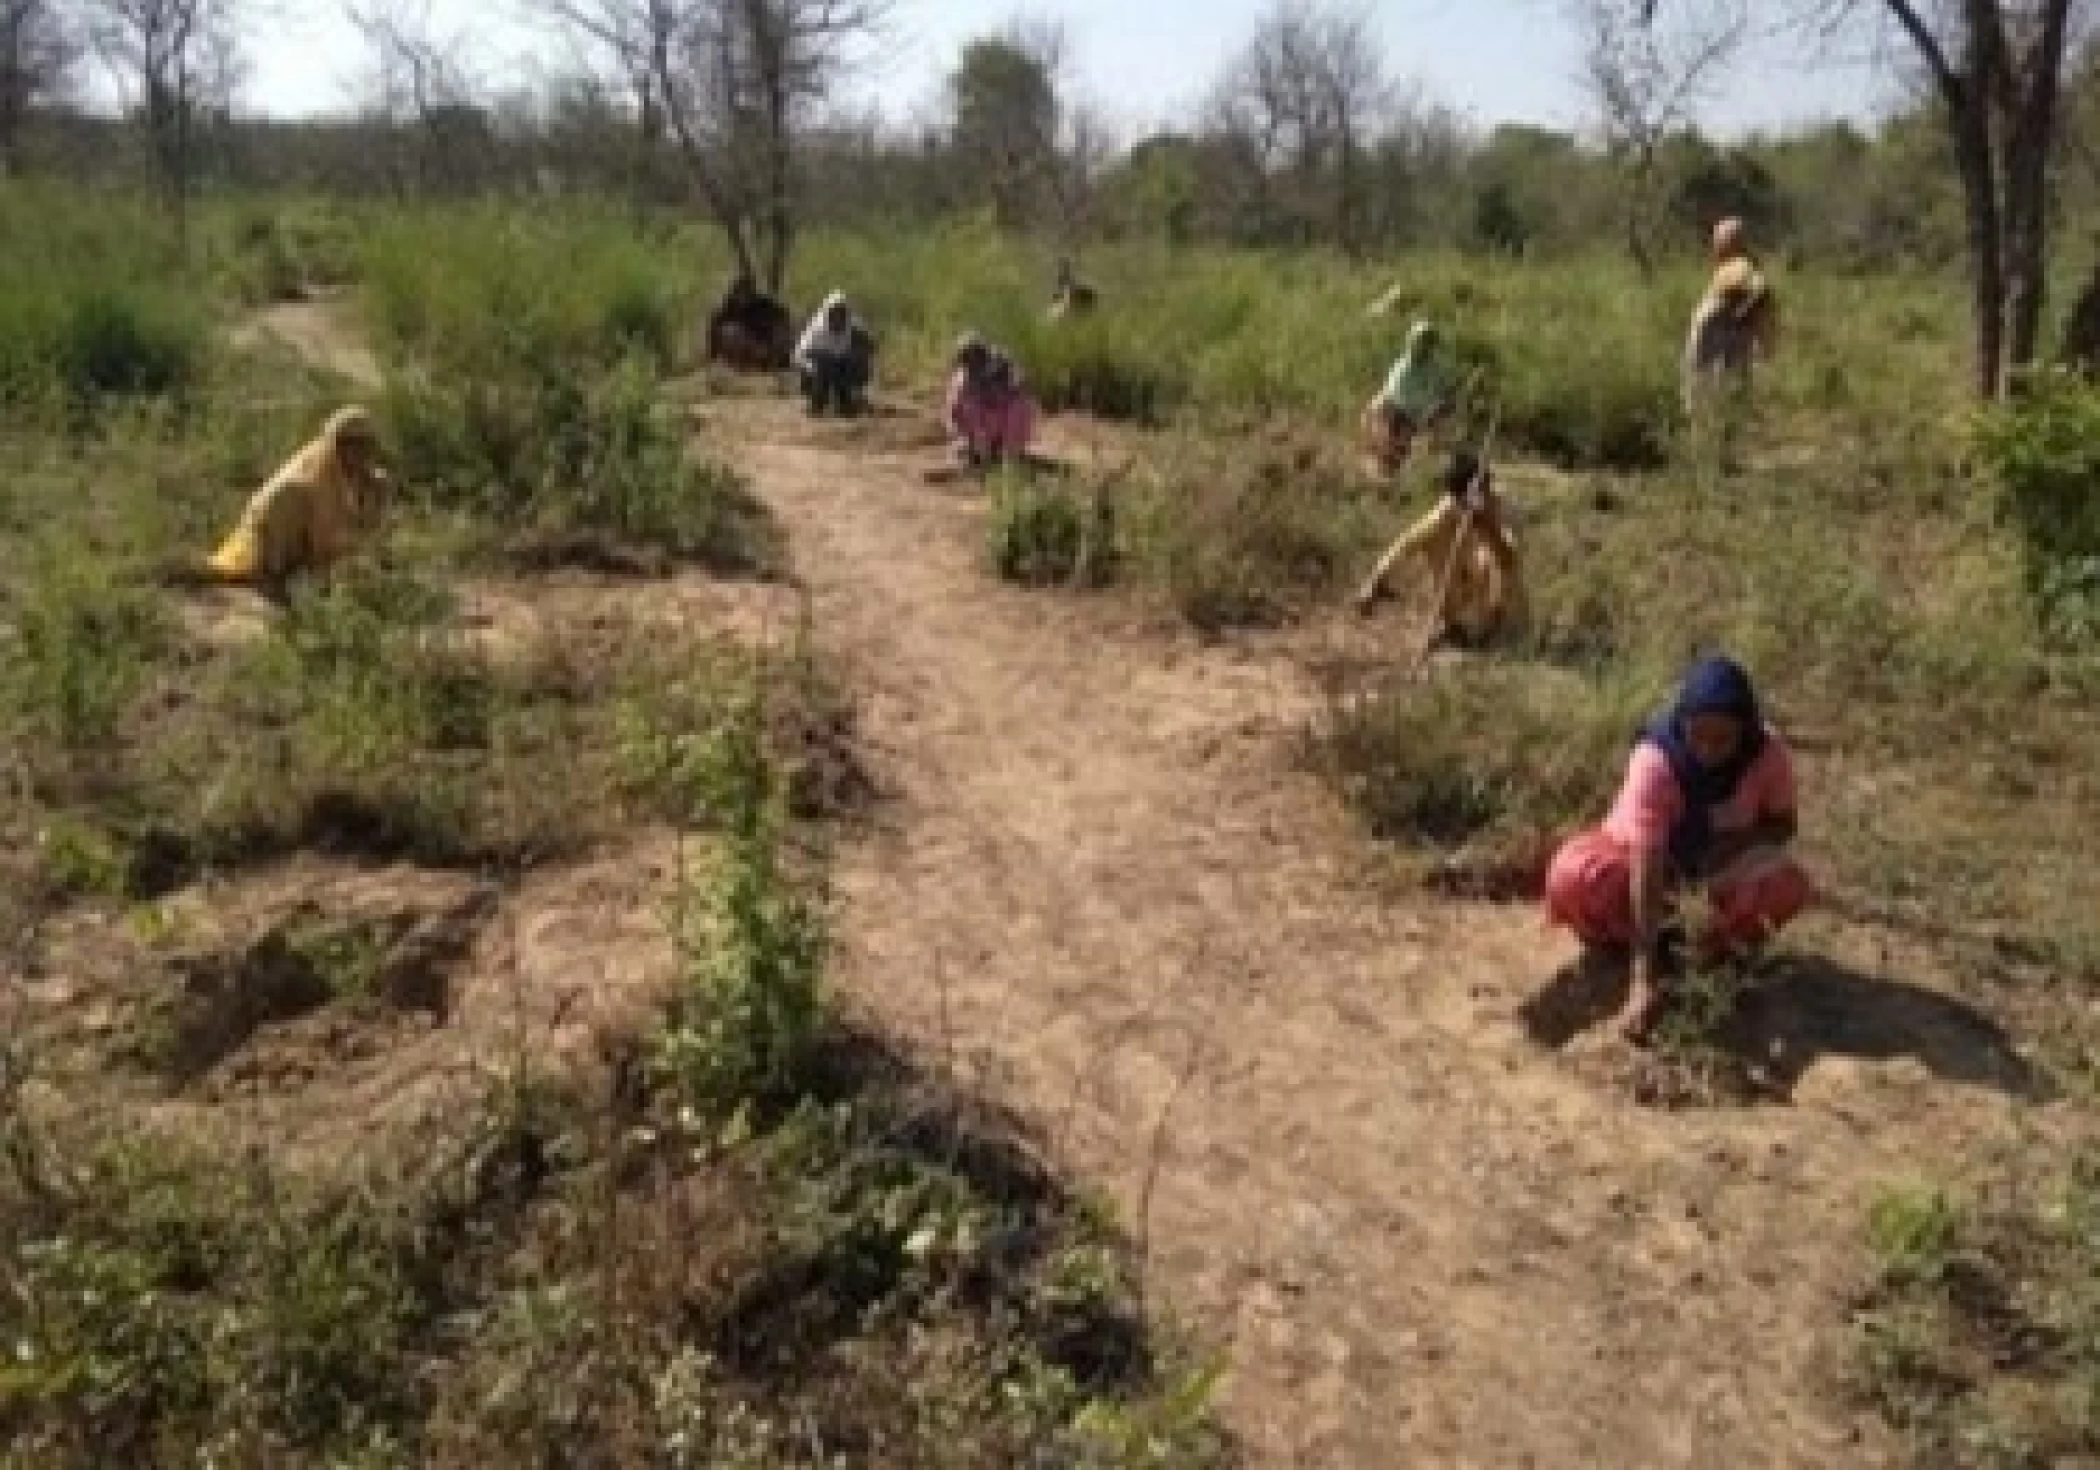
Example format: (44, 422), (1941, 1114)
(384, 354), (777, 574)
(987, 471), (1118, 588)
(660, 686), (828, 1111)
(0, 539), (165, 751)
(1974, 369), (2100, 646)
(1316, 663), (1643, 855)
(1121, 438), (1386, 631)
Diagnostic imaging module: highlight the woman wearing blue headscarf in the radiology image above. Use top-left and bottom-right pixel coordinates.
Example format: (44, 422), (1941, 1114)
(1544, 655), (1814, 1040)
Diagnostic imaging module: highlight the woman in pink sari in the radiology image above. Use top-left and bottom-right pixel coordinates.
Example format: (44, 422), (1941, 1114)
(945, 334), (1039, 472)
(1544, 655), (1814, 1041)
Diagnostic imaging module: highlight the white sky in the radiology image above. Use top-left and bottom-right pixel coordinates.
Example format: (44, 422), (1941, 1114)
(228, 0), (1896, 140)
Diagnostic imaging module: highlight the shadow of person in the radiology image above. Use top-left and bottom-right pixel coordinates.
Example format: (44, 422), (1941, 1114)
(1521, 949), (2054, 1105)
(1519, 950), (1630, 1049)
(1722, 955), (2054, 1104)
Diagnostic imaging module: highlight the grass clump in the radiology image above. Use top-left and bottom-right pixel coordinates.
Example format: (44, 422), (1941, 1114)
(1855, 1160), (2100, 1466)
(1974, 370), (2100, 647)
(1315, 663), (1643, 861)
(1121, 436), (1387, 631)
(659, 685), (830, 1111)
(987, 470), (1118, 588)
(1, 540), (166, 751)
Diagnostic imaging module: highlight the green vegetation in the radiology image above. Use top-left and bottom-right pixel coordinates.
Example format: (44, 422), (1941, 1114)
(0, 187), (206, 411)
(363, 208), (777, 575)
(1856, 1161), (2100, 1466)
(987, 468), (1119, 589)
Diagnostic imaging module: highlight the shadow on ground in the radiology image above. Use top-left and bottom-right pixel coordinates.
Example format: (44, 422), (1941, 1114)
(1520, 951), (2054, 1106)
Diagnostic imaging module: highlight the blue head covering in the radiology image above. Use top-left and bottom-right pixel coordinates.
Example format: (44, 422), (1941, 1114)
(1637, 655), (1767, 873)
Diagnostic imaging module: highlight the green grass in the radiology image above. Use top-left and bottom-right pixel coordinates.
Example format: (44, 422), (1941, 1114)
(0, 186), (208, 411)
(1854, 1161), (2100, 1466)
(355, 206), (779, 575)
(987, 468), (1120, 588)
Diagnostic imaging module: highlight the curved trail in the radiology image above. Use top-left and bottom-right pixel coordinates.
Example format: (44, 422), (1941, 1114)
(724, 407), (2040, 1469)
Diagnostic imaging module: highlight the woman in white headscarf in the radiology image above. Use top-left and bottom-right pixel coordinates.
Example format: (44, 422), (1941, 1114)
(794, 289), (876, 416)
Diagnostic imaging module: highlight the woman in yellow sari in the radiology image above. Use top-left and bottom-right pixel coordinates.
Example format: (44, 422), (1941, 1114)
(203, 406), (392, 594)
(1353, 447), (1527, 649)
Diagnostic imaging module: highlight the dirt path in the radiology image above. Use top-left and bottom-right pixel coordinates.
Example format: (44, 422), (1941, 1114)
(229, 297), (383, 389)
(721, 404), (2054, 1468)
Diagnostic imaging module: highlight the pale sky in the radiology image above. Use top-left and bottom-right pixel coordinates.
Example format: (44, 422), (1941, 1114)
(239, 0), (1896, 141)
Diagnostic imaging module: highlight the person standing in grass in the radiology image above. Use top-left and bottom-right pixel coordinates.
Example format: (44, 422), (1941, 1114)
(1047, 258), (1097, 319)
(1353, 446), (1526, 648)
(944, 333), (1039, 472)
(794, 289), (876, 416)
(1543, 654), (1814, 1043)
(196, 405), (392, 598)
(1360, 318), (1457, 476)
(1681, 217), (1778, 418)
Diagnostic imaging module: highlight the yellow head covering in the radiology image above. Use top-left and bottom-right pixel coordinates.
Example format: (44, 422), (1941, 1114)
(206, 405), (386, 582)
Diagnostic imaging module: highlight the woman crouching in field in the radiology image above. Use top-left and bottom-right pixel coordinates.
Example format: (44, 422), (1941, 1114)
(945, 334), (1039, 472)
(178, 405), (391, 600)
(1360, 318), (1456, 476)
(1353, 447), (1526, 649)
(1544, 655), (1814, 1042)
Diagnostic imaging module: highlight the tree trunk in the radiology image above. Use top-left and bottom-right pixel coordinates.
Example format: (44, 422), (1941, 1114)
(1949, 99), (2005, 398)
(1621, 142), (1657, 278)
(631, 80), (660, 233)
(2000, 0), (2075, 377)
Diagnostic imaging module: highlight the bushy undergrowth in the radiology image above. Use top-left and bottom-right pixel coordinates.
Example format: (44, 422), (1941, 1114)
(1118, 435), (1392, 630)
(214, 200), (366, 305)
(1975, 370), (2100, 647)
(361, 208), (776, 573)
(987, 469), (1119, 588)
(0, 188), (206, 409)
(794, 224), (1686, 466)
(362, 207), (682, 375)
(0, 1037), (1231, 1468)
(385, 353), (775, 572)
(1317, 663), (1643, 856)
(1854, 1158), (2100, 1466)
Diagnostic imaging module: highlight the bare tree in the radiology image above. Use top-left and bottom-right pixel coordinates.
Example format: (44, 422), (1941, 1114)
(349, 0), (493, 195)
(1208, 0), (1391, 252)
(539, 0), (888, 290)
(1647, 0), (2088, 396)
(1575, 0), (1749, 272)
(86, 0), (242, 233)
(0, 0), (80, 173)
(532, 0), (677, 222)
(1048, 98), (1116, 247)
